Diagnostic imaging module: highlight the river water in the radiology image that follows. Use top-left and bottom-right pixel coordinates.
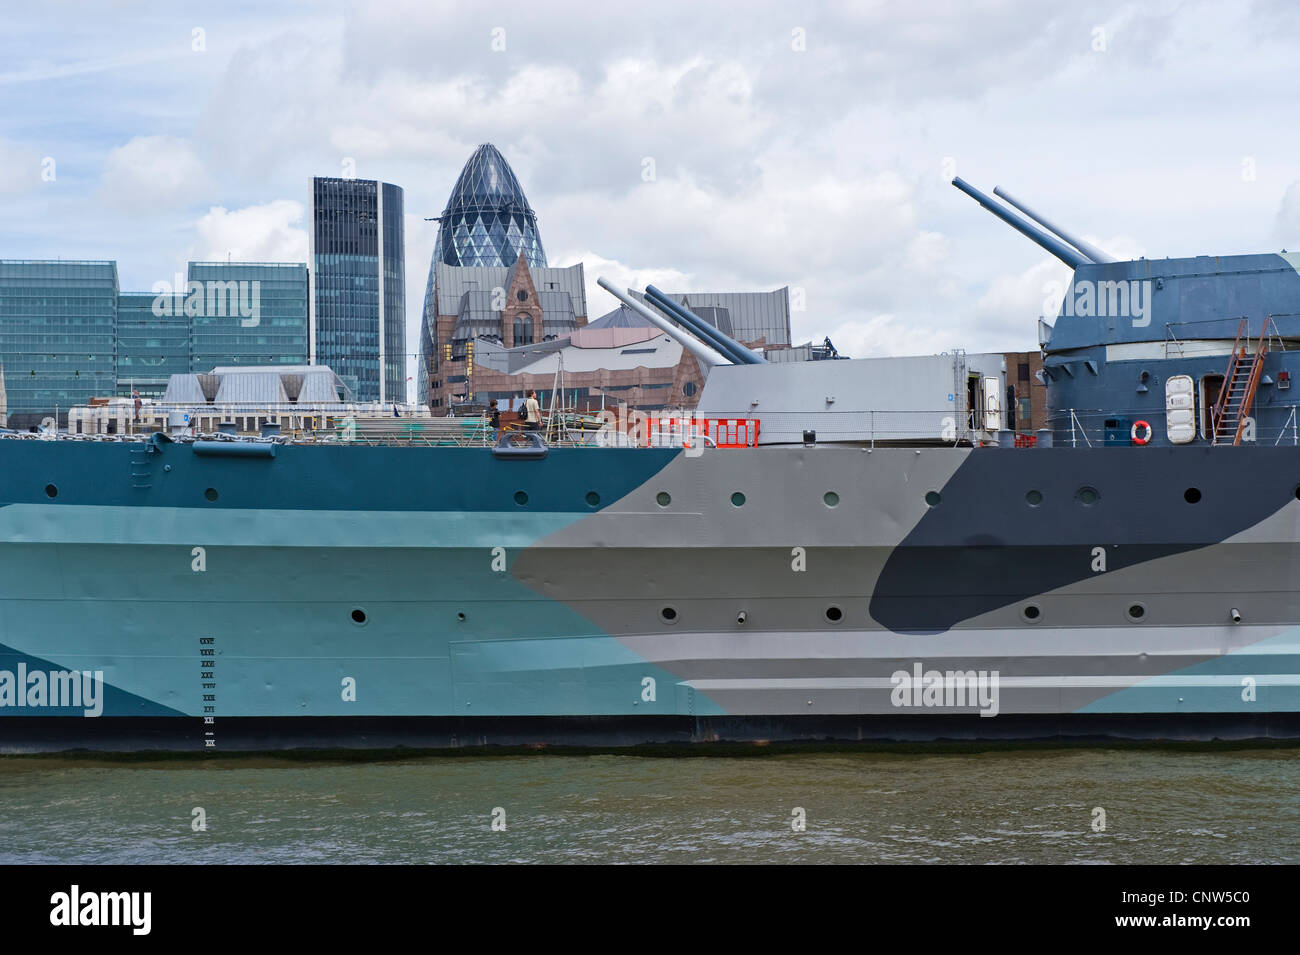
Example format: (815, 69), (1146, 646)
(1, 748), (1296, 864)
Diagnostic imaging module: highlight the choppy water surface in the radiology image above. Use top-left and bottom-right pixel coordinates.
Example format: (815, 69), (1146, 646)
(0, 748), (1296, 864)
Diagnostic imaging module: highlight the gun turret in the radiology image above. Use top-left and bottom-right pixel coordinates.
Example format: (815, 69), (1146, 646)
(951, 177), (1090, 269)
(645, 286), (767, 365)
(992, 186), (1116, 264)
(596, 278), (730, 367)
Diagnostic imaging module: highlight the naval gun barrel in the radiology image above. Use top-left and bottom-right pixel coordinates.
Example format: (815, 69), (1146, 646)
(951, 177), (1091, 269)
(595, 278), (730, 367)
(644, 286), (767, 365)
(992, 186), (1116, 264)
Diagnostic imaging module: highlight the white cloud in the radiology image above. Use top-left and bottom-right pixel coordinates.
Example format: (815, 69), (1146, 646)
(100, 134), (208, 208)
(977, 258), (1072, 333)
(8, 0), (1300, 377)
(552, 251), (694, 320)
(1275, 182), (1300, 247)
(822, 313), (957, 359)
(0, 139), (44, 196)
(189, 200), (308, 263)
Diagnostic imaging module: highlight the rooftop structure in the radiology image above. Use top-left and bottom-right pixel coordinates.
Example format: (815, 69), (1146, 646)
(162, 364), (355, 405)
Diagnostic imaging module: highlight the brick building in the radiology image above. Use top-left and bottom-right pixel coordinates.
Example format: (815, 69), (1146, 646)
(1004, 350), (1047, 433)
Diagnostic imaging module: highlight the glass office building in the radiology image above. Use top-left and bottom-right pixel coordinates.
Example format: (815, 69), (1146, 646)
(0, 260), (119, 428)
(418, 143), (546, 404)
(431, 144), (547, 269)
(116, 292), (190, 398)
(188, 261), (309, 373)
(309, 177), (405, 402)
(0, 259), (308, 425)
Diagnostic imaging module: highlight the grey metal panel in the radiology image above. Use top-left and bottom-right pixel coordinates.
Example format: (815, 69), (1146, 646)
(165, 365), (352, 404)
(474, 334), (688, 375)
(587, 304), (654, 330)
(297, 369), (348, 402)
(214, 372), (289, 404)
(766, 345), (812, 363)
(696, 353), (1006, 444)
(537, 289), (576, 324)
(436, 265), (509, 314)
(162, 374), (206, 404)
(476, 337), (570, 373)
(435, 263), (587, 317)
(533, 265), (586, 317)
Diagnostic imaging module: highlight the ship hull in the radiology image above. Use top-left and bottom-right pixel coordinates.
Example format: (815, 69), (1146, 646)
(2, 439), (1298, 751)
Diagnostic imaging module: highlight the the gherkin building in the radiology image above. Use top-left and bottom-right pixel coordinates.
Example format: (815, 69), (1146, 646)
(432, 144), (547, 269)
(420, 144), (548, 406)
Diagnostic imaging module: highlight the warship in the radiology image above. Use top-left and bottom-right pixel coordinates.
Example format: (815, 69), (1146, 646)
(2, 177), (1299, 752)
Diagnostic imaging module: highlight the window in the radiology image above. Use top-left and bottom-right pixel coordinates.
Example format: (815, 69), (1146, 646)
(513, 315), (533, 345)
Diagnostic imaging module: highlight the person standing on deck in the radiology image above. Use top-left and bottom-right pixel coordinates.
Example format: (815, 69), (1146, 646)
(524, 390), (541, 431)
(489, 400), (501, 441)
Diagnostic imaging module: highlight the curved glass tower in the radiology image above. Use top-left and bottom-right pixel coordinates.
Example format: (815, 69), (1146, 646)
(419, 144), (548, 405)
(432, 144), (547, 269)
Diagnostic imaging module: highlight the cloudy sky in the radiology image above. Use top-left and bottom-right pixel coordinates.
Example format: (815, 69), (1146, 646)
(4, 0), (1300, 396)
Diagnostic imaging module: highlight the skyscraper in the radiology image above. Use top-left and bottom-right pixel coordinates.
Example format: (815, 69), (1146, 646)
(309, 177), (405, 402)
(419, 145), (551, 406)
(431, 144), (546, 270)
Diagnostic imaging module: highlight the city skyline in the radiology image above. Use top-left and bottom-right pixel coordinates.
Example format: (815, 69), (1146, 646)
(4, 0), (1300, 399)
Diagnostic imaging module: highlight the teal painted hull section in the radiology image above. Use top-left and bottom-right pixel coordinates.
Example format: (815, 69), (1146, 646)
(2, 438), (1299, 746)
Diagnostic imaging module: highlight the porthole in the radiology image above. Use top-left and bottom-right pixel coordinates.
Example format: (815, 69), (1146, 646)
(730, 492), (746, 507)
(656, 491), (671, 507)
(1075, 486), (1099, 506)
(660, 606), (678, 624)
(1025, 489), (1043, 506)
(1294, 485), (1300, 502)
(350, 608), (367, 625)
(204, 487), (219, 502)
(514, 490), (529, 506)
(823, 491), (840, 507)
(585, 491), (601, 507)
(925, 490), (941, 507)
(825, 606), (843, 623)
(1126, 603), (1147, 622)
(457, 612), (466, 622)
(1184, 487), (1201, 504)
(44, 484), (58, 499)
(1022, 604), (1042, 622)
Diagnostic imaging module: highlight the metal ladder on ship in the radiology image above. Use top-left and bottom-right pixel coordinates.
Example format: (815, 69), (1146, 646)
(1210, 318), (1268, 446)
(128, 444), (154, 488)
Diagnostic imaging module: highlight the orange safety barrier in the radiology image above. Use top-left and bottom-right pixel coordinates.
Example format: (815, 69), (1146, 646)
(645, 417), (761, 448)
